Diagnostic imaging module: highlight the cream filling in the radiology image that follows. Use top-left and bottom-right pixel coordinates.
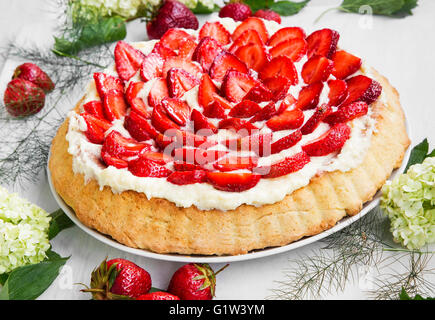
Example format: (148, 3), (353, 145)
(65, 18), (379, 211)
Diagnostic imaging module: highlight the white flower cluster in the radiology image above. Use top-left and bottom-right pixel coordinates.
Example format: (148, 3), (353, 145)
(0, 186), (51, 274)
(381, 157), (435, 249)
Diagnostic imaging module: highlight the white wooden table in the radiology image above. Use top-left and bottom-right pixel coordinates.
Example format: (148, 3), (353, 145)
(0, 0), (434, 299)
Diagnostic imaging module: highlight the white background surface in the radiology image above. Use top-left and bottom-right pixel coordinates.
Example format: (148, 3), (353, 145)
(0, 0), (434, 300)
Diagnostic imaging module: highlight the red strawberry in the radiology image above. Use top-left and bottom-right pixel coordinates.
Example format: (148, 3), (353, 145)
(340, 75), (382, 106)
(13, 62), (54, 92)
(176, 131), (216, 149)
(192, 37), (222, 72)
(239, 121), (259, 135)
(206, 172), (260, 192)
(259, 56), (298, 84)
(269, 38), (307, 62)
(103, 131), (150, 161)
(213, 156), (258, 172)
(268, 27), (306, 47)
(254, 9), (281, 23)
(159, 28), (196, 50)
(102, 90), (127, 121)
(140, 53), (164, 81)
(151, 105), (180, 133)
(234, 42), (268, 72)
(178, 38), (197, 59)
(160, 97), (191, 126)
(244, 82), (273, 103)
(219, 3), (252, 22)
(167, 68), (199, 98)
(203, 100), (227, 119)
(114, 41), (146, 81)
(255, 151), (310, 178)
(198, 73), (218, 108)
(148, 78), (169, 108)
(173, 161), (204, 171)
(331, 50), (362, 79)
(199, 21), (231, 45)
(324, 101), (368, 125)
(167, 170), (207, 185)
(209, 51), (248, 82)
(224, 133), (273, 156)
(296, 82), (324, 110)
(128, 156), (172, 177)
(263, 76), (291, 102)
(232, 17), (268, 43)
(300, 104), (332, 135)
(229, 100), (261, 118)
(190, 109), (218, 135)
(93, 73), (124, 99)
(162, 56), (202, 78)
(81, 258), (151, 300)
(81, 112), (111, 144)
(141, 151), (172, 164)
(221, 70), (257, 103)
(271, 130), (302, 154)
(277, 94), (297, 114)
(174, 148), (227, 165)
(213, 94), (233, 109)
(327, 79), (348, 107)
(101, 149), (128, 169)
(124, 111), (153, 141)
(152, 42), (176, 59)
(137, 292), (180, 300)
(146, 1), (199, 40)
(249, 102), (277, 123)
(266, 108), (304, 131)
(83, 100), (105, 119)
(125, 82), (150, 118)
(302, 123), (351, 156)
(229, 29), (264, 53)
(3, 78), (45, 117)
(301, 55), (334, 84)
(306, 28), (340, 59)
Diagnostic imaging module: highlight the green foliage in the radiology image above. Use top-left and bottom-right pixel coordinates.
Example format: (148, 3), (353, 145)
(339, 0), (418, 17)
(244, 0), (310, 16)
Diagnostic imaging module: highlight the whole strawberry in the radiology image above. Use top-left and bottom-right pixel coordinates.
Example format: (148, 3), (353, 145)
(13, 63), (55, 92)
(3, 78), (45, 117)
(137, 291), (180, 300)
(167, 263), (228, 300)
(219, 2), (252, 22)
(82, 258), (152, 300)
(147, 0), (199, 40)
(254, 9), (281, 24)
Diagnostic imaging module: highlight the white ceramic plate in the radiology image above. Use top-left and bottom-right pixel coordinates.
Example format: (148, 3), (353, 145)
(47, 120), (411, 263)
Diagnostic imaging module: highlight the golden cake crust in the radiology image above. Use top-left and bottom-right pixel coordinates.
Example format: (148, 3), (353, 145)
(49, 69), (410, 255)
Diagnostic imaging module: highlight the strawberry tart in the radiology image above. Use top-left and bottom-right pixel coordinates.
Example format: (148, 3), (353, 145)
(49, 17), (410, 255)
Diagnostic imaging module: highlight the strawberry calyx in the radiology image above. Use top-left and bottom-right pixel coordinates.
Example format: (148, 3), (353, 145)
(192, 263), (229, 298)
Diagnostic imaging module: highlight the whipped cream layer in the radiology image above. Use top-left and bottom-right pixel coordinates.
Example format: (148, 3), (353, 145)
(66, 18), (381, 211)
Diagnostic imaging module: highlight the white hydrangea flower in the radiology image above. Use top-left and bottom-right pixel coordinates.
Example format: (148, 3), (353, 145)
(0, 186), (51, 274)
(80, 0), (148, 19)
(381, 157), (435, 249)
(177, 0), (198, 9)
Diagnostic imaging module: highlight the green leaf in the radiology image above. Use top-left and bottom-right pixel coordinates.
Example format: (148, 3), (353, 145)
(399, 287), (435, 300)
(393, 0), (418, 16)
(244, 0), (268, 13)
(269, 0), (310, 16)
(0, 273), (9, 286)
(48, 209), (74, 240)
(338, 0), (418, 17)
(405, 138), (429, 172)
(192, 2), (220, 14)
(0, 255), (69, 300)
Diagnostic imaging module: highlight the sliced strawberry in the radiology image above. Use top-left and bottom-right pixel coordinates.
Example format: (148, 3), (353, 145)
(148, 78), (169, 108)
(277, 94), (297, 114)
(173, 161), (204, 172)
(263, 76), (291, 102)
(269, 38), (307, 62)
(209, 51), (248, 82)
(178, 38), (197, 59)
(114, 41), (146, 81)
(206, 172), (261, 192)
(302, 123), (351, 156)
(306, 28), (339, 59)
(234, 42), (268, 72)
(152, 42), (176, 59)
(300, 104), (332, 135)
(174, 148), (227, 165)
(159, 29), (196, 51)
(93, 73), (123, 99)
(151, 105), (180, 133)
(190, 109), (218, 135)
(124, 111), (153, 141)
(199, 21), (231, 45)
(331, 50), (362, 79)
(101, 149), (128, 169)
(81, 112), (111, 144)
(259, 56), (298, 84)
(102, 90), (127, 121)
(177, 131), (216, 149)
(266, 108), (304, 131)
(239, 121), (259, 136)
(192, 37), (222, 72)
(198, 73), (218, 108)
(242, 133), (273, 156)
(103, 131), (150, 161)
(231, 17), (268, 43)
(229, 100), (261, 118)
(255, 151), (310, 178)
(213, 95), (233, 109)
(125, 82), (150, 118)
(162, 56), (202, 77)
(221, 70), (257, 103)
(296, 82), (324, 110)
(140, 53), (164, 81)
(244, 82), (273, 103)
(166, 68), (199, 98)
(327, 79), (348, 107)
(301, 55), (334, 84)
(213, 156), (258, 172)
(218, 117), (246, 131)
(271, 130), (302, 154)
(229, 29), (264, 54)
(141, 151), (172, 164)
(324, 101), (368, 125)
(341, 75), (382, 106)
(249, 102), (277, 123)
(203, 100), (226, 119)
(161, 97), (191, 126)
(83, 100), (104, 119)
(167, 170), (207, 185)
(268, 27), (306, 47)
(128, 157), (172, 177)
